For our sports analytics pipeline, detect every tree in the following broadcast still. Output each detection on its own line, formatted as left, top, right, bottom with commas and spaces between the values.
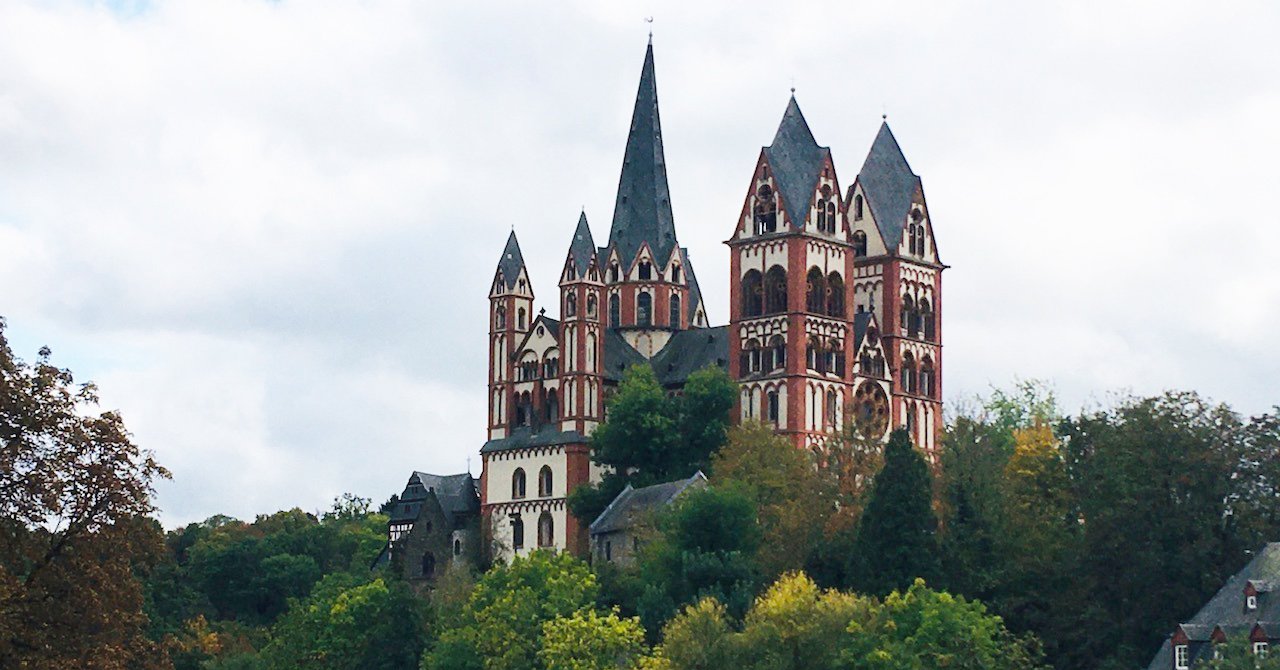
424, 551, 598, 670
711, 422, 830, 579
1194, 638, 1280, 669
841, 579, 1046, 670
645, 598, 734, 670
0, 319, 171, 669
672, 367, 737, 477
637, 486, 760, 633
735, 572, 871, 670
850, 428, 939, 596
538, 609, 647, 670
261, 573, 429, 670
806, 419, 884, 588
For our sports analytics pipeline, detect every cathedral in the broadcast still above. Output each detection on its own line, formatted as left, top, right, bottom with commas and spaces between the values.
479, 42, 945, 559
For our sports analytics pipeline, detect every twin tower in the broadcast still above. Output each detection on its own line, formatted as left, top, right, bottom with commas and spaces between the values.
480, 43, 945, 558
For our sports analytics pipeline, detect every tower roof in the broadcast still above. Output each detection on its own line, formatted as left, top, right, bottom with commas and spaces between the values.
857, 122, 921, 251
607, 43, 678, 268
764, 96, 828, 229
495, 230, 526, 290
566, 212, 597, 279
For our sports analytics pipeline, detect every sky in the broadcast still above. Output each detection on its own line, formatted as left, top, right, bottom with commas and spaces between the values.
1, 1, 1277, 527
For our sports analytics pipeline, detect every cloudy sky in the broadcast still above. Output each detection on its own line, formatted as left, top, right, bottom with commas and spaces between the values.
2, 1, 1277, 527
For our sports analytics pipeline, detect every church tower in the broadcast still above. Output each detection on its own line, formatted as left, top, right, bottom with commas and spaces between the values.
847, 122, 945, 453
727, 97, 857, 450
488, 231, 533, 441
599, 42, 706, 359
558, 213, 606, 433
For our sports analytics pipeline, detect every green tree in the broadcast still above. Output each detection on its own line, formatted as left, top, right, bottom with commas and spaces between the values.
735, 572, 872, 670
646, 598, 734, 670
538, 608, 647, 670
1194, 638, 1280, 669
424, 551, 598, 670
673, 366, 737, 477
0, 319, 171, 669
262, 573, 429, 670
851, 428, 939, 596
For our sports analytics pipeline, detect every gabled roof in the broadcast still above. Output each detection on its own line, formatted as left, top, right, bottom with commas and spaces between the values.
589, 471, 708, 535
565, 212, 597, 280
495, 230, 527, 290
764, 96, 828, 230
606, 43, 679, 269
650, 326, 729, 387
853, 311, 873, 350
601, 328, 648, 381
514, 314, 561, 354
1147, 543, 1280, 670
857, 122, 920, 252
390, 471, 479, 523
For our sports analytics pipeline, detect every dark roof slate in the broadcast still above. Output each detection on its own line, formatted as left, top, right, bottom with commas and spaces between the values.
589, 471, 707, 535
480, 427, 587, 454
681, 248, 705, 323
853, 311, 872, 350
606, 43, 679, 269
650, 326, 729, 387
495, 230, 527, 290
389, 471, 478, 523
566, 212, 597, 279
764, 97, 828, 230
602, 328, 648, 381
857, 122, 920, 252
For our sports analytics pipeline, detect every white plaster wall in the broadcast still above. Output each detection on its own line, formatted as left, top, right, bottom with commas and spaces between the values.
485, 449, 567, 506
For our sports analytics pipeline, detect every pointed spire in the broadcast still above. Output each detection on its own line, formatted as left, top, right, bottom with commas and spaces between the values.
566, 212, 597, 279
607, 42, 678, 269
495, 230, 527, 290
857, 121, 920, 250
764, 95, 827, 230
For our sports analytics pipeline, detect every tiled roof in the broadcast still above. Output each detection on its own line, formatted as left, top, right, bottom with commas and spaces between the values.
589, 471, 707, 535
479, 427, 587, 454
389, 471, 478, 523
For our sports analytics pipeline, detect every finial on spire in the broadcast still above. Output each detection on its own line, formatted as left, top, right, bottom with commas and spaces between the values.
645, 16, 653, 43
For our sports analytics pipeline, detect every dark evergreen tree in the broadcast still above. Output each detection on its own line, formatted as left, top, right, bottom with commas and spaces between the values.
851, 428, 939, 596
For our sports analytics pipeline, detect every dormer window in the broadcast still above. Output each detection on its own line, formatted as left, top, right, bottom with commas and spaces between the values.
1174, 644, 1189, 669
1248, 595, 1259, 610
1256, 642, 1269, 658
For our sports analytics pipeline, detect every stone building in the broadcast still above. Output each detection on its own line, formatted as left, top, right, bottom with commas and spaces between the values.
1147, 543, 1280, 669
480, 41, 946, 561
377, 471, 480, 583
589, 472, 707, 567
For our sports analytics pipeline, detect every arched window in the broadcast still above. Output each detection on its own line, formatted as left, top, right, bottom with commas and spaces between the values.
512, 468, 527, 499
495, 306, 507, 329
908, 224, 918, 256
826, 272, 845, 317
565, 292, 577, 317
806, 267, 826, 313
901, 353, 917, 394
422, 552, 436, 578
637, 292, 652, 326
586, 293, 598, 319
827, 201, 837, 234
741, 339, 762, 374
638, 261, 652, 281
453, 538, 462, 557
754, 184, 777, 233
920, 357, 936, 398
920, 300, 935, 341
545, 389, 559, 422
767, 389, 780, 424
609, 263, 619, 283
671, 264, 681, 283
768, 335, 786, 371
873, 353, 886, 378
517, 307, 527, 330
511, 515, 524, 551
538, 465, 553, 497
829, 340, 845, 376
826, 389, 838, 429
741, 270, 764, 317
816, 199, 827, 232
537, 512, 554, 548
900, 295, 915, 334
906, 403, 919, 442
807, 338, 823, 373
854, 194, 864, 220
853, 231, 867, 257
765, 266, 788, 314
669, 293, 681, 328
609, 294, 621, 326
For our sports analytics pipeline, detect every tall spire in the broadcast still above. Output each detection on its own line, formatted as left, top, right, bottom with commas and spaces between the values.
565, 212, 596, 279
857, 121, 919, 250
764, 95, 827, 230
607, 42, 678, 268
494, 230, 526, 290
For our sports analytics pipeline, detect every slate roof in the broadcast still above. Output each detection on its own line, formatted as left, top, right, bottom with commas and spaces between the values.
857, 122, 920, 252
681, 248, 705, 323
1147, 543, 1280, 670
764, 96, 829, 230
566, 212, 596, 279
650, 326, 729, 387
495, 230, 526, 290
606, 43, 679, 270
602, 328, 648, 381
389, 472, 478, 524
590, 471, 708, 535
853, 311, 872, 349
480, 427, 587, 454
